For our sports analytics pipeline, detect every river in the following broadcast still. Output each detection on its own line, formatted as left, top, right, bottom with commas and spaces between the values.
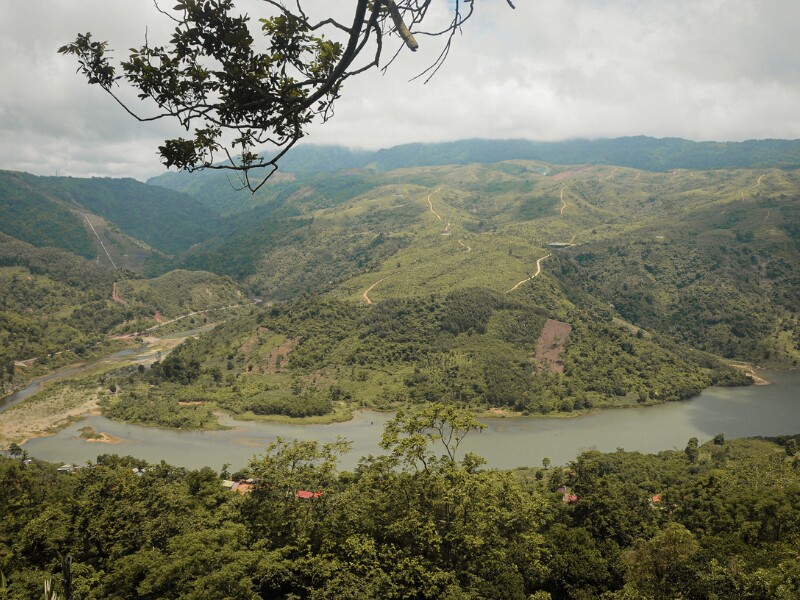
0, 347, 147, 412
21, 369, 800, 471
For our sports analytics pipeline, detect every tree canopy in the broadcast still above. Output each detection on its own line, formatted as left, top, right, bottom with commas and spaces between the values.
59, 0, 514, 191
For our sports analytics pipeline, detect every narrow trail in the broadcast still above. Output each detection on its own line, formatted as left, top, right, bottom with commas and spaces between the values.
111, 283, 127, 305
426, 188, 442, 221
739, 173, 767, 202
140, 303, 252, 334
458, 240, 471, 253
634, 172, 641, 181
605, 168, 618, 180
444, 222, 451, 234
764, 208, 771, 222
362, 277, 389, 305
505, 254, 551, 294
559, 187, 567, 216
83, 213, 117, 269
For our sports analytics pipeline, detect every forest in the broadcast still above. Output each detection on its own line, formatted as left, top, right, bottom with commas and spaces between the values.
93, 286, 749, 430
1, 406, 799, 599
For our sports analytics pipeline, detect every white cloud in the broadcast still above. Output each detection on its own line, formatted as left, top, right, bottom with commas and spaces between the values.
1, 0, 799, 179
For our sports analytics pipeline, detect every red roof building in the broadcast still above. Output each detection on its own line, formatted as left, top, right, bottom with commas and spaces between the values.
295, 490, 324, 499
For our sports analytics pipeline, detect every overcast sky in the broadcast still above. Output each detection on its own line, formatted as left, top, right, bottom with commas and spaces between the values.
2, 0, 799, 180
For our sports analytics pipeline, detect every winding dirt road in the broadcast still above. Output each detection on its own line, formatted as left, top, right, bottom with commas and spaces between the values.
505, 254, 551, 293
362, 277, 389, 305
458, 240, 471, 253
111, 282, 127, 305
559, 187, 567, 216
427, 188, 443, 221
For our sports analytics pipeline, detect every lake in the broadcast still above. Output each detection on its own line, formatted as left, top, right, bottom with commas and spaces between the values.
22, 369, 800, 471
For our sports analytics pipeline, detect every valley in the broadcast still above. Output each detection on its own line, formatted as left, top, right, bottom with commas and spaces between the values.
1, 138, 798, 445
2, 137, 800, 600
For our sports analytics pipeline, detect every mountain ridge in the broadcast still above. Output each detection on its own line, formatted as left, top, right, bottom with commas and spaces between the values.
147, 136, 800, 192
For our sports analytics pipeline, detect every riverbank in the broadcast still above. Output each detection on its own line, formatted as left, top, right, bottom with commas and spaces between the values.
726, 361, 776, 385
0, 330, 202, 449
1, 334, 785, 450
19, 368, 800, 471
0, 380, 102, 447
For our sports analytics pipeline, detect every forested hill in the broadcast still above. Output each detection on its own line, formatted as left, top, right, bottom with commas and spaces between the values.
0, 170, 217, 257
369, 137, 800, 172
152, 159, 800, 369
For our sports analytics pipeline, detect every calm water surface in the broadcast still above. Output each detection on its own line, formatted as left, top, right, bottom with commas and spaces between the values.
23, 369, 800, 471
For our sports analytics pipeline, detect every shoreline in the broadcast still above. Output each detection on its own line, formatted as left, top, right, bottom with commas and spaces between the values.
729, 362, 772, 385
4, 363, 786, 449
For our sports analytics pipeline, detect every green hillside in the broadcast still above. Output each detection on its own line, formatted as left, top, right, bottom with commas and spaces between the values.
0, 170, 95, 258
99, 282, 746, 429
0, 234, 248, 396
115, 269, 246, 318
0, 170, 217, 258
148, 137, 800, 189
5, 156, 798, 424
370, 137, 800, 171
159, 159, 799, 367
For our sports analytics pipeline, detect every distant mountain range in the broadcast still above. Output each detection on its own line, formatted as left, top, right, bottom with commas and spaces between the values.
148, 136, 800, 187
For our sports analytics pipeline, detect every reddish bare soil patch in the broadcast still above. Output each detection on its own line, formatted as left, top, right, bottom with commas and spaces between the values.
239, 327, 299, 374
260, 338, 299, 374
533, 319, 572, 373
111, 282, 127, 305
238, 326, 270, 355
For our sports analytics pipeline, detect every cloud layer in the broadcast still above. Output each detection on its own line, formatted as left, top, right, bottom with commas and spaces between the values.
2, 0, 799, 180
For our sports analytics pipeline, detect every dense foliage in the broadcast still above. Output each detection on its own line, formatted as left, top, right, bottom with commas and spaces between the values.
1, 407, 799, 599
0, 172, 94, 258
96, 286, 747, 429
555, 189, 800, 365
0, 170, 215, 257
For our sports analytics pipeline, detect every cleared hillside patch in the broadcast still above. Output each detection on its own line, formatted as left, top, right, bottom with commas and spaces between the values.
533, 319, 573, 373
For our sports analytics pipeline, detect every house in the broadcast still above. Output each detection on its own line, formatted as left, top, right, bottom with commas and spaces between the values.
556, 485, 578, 504
233, 482, 253, 494
221, 479, 254, 494
295, 490, 324, 500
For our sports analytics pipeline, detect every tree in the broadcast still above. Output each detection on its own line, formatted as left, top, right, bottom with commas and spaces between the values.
59, 0, 516, 191
380, 403, 486, 470
785, 438, 798, 457
685, 437, 699, 464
